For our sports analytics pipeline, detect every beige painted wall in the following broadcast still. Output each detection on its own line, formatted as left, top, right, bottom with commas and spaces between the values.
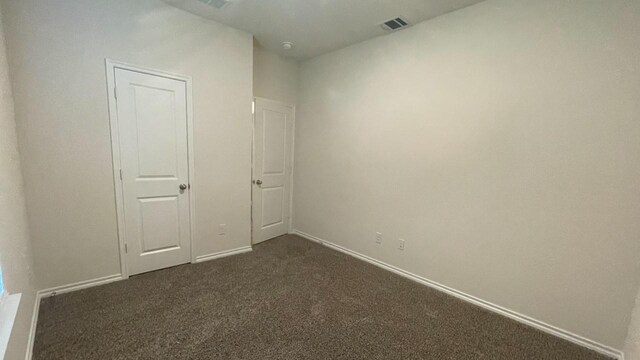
253, 41, 299, 105
1, 0, 254, 289
294, 0, 640, 349
0, 4, 37, 358
625, 288, 640, 359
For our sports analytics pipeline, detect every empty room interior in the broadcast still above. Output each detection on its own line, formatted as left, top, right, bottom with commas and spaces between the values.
1, 0, 640, 359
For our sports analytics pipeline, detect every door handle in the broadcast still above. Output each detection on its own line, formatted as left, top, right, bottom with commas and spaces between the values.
255, 180, 263, 186
179, 184, 188, 190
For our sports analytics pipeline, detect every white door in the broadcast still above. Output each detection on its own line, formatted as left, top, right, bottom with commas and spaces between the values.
114, 67, 192, 276
252, 98, 294, 244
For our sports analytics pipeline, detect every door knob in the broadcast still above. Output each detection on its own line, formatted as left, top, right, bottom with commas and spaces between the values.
255, 180, 263, 185
179, 184, 188, 190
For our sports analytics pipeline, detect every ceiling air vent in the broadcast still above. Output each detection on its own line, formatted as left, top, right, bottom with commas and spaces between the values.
380, 17, 410, 32
198, 0, 235, 9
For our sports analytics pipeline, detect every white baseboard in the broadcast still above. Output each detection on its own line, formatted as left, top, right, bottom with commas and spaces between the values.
292, 229, 623, 360
25, 274, 123, 359
24, 292, 39, 360
38, 274, 123, 299
195, 246, 252, 263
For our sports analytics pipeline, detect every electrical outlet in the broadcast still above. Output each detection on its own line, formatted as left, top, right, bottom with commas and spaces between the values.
398, 239, 405, 251
376, 232, 382, 244
218, 224, 226, 235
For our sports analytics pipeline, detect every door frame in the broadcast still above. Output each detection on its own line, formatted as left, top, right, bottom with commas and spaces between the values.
251, 97, 296, 244
105, 59, 196, 279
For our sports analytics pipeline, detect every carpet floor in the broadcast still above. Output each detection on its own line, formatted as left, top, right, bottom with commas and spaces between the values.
34, 234, 611, 360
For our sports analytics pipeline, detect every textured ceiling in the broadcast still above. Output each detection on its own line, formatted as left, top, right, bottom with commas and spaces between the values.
164, 0, 486, 60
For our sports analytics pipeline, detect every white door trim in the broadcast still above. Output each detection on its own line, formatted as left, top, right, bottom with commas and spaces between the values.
105, 59, 196, 279
252, 97, 296, 243
288, 103, 297, 234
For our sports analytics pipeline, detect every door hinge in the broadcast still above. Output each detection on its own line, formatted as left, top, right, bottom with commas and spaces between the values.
119, 169, 123, 180
125, 243, 128, 253
251, 100, 255, 115
114, 87, 118, 100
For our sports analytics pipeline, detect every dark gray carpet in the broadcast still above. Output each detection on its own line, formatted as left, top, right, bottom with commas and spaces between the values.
34, 235, 611, 360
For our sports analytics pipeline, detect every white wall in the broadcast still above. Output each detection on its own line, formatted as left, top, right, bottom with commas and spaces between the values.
0, 3, 37, 358
294, 0, 640, 350
253, 41, 299, 105
1, 0, 254, 289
